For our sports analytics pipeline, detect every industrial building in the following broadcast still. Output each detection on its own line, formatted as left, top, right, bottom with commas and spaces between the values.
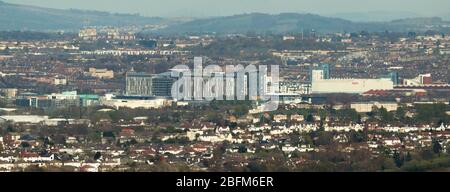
351, 102, 399, 113
15, 91, 99, 108
310, 62, 395, 94
403, 73, 432, 86
100, 94, 171, 109
312, 78, 394, 94
88, 68, 114, 79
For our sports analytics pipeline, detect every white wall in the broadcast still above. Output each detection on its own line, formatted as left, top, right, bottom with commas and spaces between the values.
351, 102, 398, 113
101, 99, 170, 109
312, 78, 393, 94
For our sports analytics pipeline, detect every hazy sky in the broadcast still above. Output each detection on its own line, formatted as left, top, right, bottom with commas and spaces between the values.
4, 0, 450, 18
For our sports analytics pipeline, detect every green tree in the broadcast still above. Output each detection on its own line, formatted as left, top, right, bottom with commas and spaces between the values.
247, 162, 263, 172
420, 149, 434, 160
20, 142, 31, 148
405, 152, 412, 162
238, 145, 247, 153
379, 107, 394, 124
393, 151, 404, 168
395, 107, 406, 121
349, 130, 366, 143
314, 131, 333, 146
432, 140, 442, 156
306, 114, 314, 123
94, 152, 102, 161
336, 109, 359, 123
416, 103, 448, 124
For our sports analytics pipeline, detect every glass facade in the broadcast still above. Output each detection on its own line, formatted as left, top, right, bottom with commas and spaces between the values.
126, 72, 175, 97
126, 72, 154, 96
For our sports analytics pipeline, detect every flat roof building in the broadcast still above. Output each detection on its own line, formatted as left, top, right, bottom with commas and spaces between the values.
312, 78, 394, 94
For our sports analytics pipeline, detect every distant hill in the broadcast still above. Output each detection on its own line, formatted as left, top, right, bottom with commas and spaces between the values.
0, 1, 448, 34
0, 1, 166, 31
378, 17, 450, 32
158, 13, 358, 34
330, 11, 422, 22
158, 13, 450, 34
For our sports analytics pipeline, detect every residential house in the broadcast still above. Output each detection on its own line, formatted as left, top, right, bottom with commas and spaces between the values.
274, 114, 288, 122
290, 114, 304, 122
